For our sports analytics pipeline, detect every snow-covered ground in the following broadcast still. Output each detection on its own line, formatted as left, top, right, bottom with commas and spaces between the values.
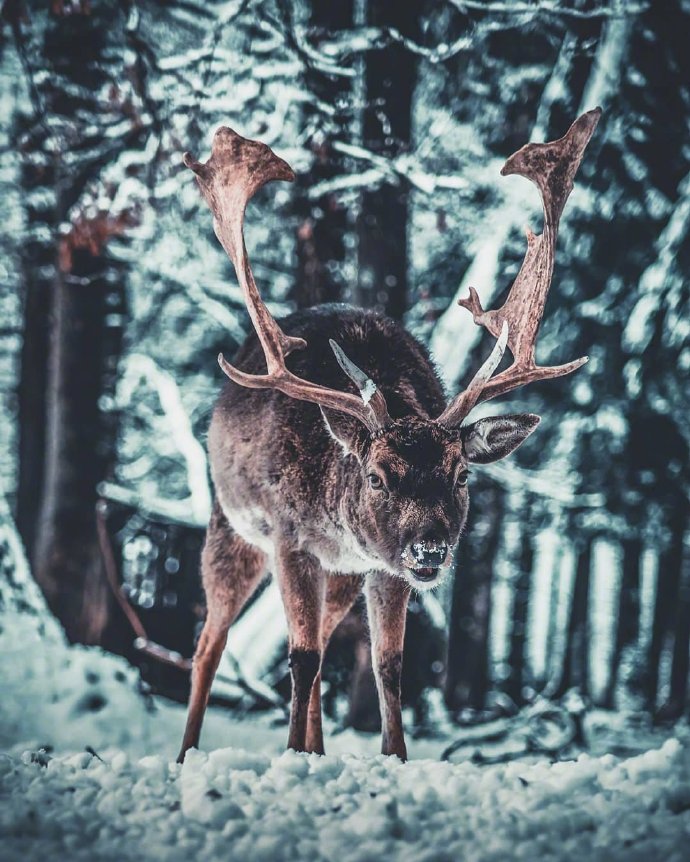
2, 512, 690, 861
2, 731, 690, 861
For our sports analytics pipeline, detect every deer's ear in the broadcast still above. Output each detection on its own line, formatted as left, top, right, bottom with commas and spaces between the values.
460, 413, 540, 464
320, 407, 368, 460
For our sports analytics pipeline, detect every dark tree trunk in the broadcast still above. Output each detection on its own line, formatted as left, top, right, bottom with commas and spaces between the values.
556, 538, 592, 698
357, 0, 420, 317
648, 504, 689, 720
292, 1, 353, 309
663, 528, 690, 720
294, 146, 349, 308
33, 250, 125, 644
645, 505, 685, 714
15, 4, 130, 645
16, 270, 51, 556
603, 537, 641, 708
347, 634, 380, 732
15, 139, 55, 556
445, 479, 504, 712
504, 504, 534, 705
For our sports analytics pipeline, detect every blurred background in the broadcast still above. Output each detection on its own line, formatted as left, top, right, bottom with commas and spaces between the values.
0, 0, 688, 748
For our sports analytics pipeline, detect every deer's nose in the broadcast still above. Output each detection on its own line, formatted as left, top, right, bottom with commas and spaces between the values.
407, 536, 449, 568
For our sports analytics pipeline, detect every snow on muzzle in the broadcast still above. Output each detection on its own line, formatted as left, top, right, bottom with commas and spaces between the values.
401, 540, 450, 582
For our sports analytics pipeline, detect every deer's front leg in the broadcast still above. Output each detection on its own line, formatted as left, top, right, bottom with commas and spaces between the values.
365, 572, 411, 760
306, 574, 364, 754
276, 546, 326, 752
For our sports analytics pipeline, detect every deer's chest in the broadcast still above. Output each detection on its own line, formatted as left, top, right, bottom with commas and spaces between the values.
217, 491, 381, 575
305, 517, 383, 574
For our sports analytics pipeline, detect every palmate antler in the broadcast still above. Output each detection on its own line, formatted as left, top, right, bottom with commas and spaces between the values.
184, 127, 391, 434
186, 110, 599, 435
437, 108, 601, 427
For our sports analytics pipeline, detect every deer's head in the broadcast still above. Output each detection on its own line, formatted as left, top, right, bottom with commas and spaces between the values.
186, 110, 600, 589
323, 409, 539, 589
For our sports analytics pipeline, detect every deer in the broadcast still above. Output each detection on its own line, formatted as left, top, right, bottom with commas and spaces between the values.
177, 107, 601, 763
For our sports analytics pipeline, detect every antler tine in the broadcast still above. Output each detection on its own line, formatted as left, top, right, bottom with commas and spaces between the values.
437, 108, 601, 428
329, 339, 391, 431
186, 127, 390, 434
437, 321, 509, 428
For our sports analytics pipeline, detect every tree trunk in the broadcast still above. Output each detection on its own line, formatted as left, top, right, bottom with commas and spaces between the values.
645, 504, 685, 714
33, 249, 125, 644
663, 526, 690, 720
292, 1, 353, 309
15, 137, 55, 556
556, 538, 592, 698
504, 503, 534, 705
445, 479, 504, 712
603, 536, 641, 708
544, 528, 566, 691
15, 5, 131, 646
357, 0, 419, 317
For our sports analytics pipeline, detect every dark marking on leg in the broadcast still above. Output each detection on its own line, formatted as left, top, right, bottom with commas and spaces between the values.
287, 648, 321, 752
289, 648, 320, 703
305, 573, 363, 755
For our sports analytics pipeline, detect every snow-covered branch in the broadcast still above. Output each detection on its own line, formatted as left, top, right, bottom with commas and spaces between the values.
447, 0, 648, 19
315, 26, 473, 66
623, 167, 690, 353
120, 354, 212, 526
429, 32, 577, 388
323, 140, 471, 198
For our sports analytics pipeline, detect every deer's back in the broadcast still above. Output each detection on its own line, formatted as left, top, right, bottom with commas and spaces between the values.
208, 304, 447, 559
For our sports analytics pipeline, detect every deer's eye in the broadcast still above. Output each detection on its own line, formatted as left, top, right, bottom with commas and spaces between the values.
368, 473, 385, 491
457, 470, 470, 487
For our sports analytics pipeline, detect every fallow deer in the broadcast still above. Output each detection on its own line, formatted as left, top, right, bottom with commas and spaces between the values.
178, 108, 601, 762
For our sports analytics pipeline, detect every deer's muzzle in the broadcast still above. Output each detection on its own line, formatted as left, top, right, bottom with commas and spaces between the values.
401, 539, 450, 581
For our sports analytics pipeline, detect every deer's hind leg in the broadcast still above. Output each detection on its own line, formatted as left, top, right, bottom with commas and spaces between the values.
306, 574, 364, 755
178, 501, 266, 763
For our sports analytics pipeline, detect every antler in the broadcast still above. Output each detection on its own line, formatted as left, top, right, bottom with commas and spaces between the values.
436, 108, 601, 428
185, 127, 390, 434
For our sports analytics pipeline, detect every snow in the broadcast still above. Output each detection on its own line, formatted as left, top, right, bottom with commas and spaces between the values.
429, 222, 509, 389
638, 548, 659, 656
577, 2, 631, 115
2, 735, 690, 861
429, 0, 632, 393
360, 377, 377, 405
